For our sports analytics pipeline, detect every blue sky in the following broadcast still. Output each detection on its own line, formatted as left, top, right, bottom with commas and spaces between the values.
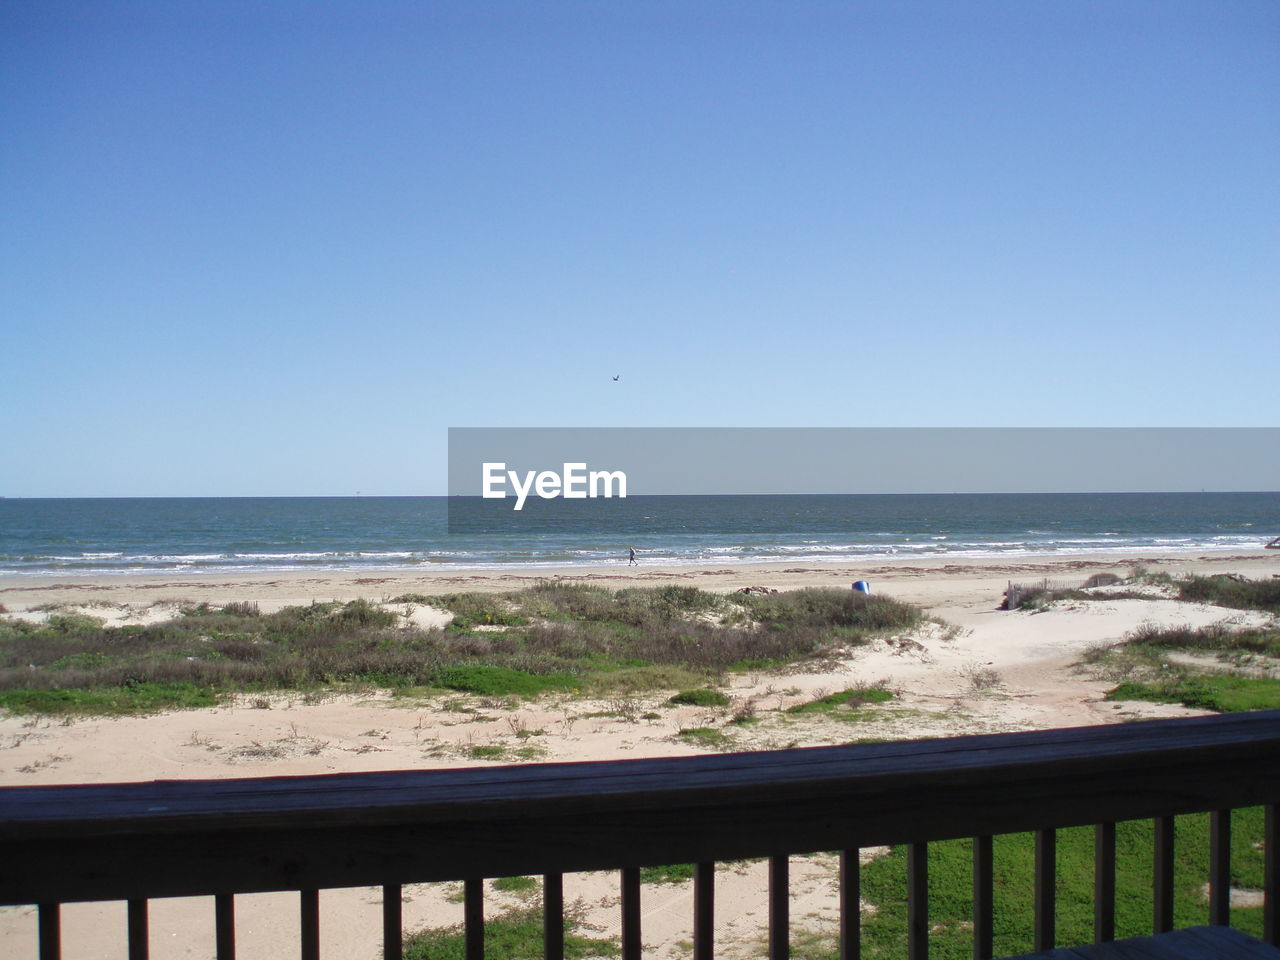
2, 1, 1276, 496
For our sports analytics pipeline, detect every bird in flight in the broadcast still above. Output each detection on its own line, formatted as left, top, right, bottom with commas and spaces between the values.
612, 375, 620, 381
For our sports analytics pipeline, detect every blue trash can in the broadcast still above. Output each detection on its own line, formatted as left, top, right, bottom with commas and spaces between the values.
852, 580, 871, 594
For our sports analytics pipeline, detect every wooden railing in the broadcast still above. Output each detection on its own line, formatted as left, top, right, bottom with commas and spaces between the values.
2, 710, 1280, 959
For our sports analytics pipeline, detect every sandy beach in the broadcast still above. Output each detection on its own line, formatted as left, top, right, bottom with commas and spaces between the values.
1, 550, 1277, 958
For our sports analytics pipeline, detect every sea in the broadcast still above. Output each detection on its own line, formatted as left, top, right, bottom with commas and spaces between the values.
0, 493, 1276, 577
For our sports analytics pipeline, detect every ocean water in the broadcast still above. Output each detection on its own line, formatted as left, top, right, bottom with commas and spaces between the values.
0, 493, 1275, 577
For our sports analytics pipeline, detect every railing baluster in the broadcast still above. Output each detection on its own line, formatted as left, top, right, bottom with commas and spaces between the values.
301, 888, 320, 960
972, 836, 993, 960
128, 898, 149, 960
1154, 816, 1175, 933
840, 850, 859, 960
907, 843, 927, 960
621, 867, 641, 960
694, 861, 715, 960
1094, 822, 1116, 944
544, 873, 564, 960
382, 884, 402, 960
464, 878, 484, 960
1209, 809, 1232, 926
769, 855, 789, 960
1035, 829, 1055, 951
37, 903, 60, 960
215, 893, 236, 960
1267, 804, 1278, 946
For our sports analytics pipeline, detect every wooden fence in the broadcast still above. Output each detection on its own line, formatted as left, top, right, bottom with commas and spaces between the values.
2, 710, 1279, 959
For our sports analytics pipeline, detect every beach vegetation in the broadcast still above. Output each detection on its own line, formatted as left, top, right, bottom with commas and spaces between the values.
786, 685, 894, 716
676, 727, 733, 749
580, 664, 704, 695
640, 863, 696, 884
1106, 675, 1280, 713
45, 612, 106, 633
435, 593, 527, 629
667, 688, 730, 707
0, 682, 219, 717
0, 587, 925, 716
742, 589, 920, 635
849, 808, 1267, 959
431, 666, 580, 697
1176, 574, 1280, 613
959, 662, 1003, 691
490, 875, 539, 896
1010, 570, 1280, 613
1081, 620, 1280, 713
1123, 621, 1280, 659
403, 905, 618, 960
1005, 584, 1140, 610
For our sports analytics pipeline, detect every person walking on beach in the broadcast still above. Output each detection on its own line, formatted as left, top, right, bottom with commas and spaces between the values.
628, 547, 638, 566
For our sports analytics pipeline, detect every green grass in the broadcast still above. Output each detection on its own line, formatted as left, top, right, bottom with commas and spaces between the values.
0, 682, 220, 717
677, 727, 734, 749
786, 687, 894, 715
404, 906, 618, 960
849, 809, 1267, 959
434, 593, 528, 629
1085, 618, 1280, 714
0, 586, 928, 715
640, 863, 696, 884
668, 689, 731, 707
430, 666, 581, 697
1107, 675, 1280, 713
491, 875, 539, 895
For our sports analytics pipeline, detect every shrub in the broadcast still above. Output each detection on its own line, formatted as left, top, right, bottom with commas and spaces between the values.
786, 686, 894, 715
1124, 622, 1280, 658
745, 589, 921, 634
430, 666, 580, 697
439, 592, 527, 629
1178, 575, 1280, 614
45, 612, 106, 633
667, 689, 730, 707
334, 599, 399, 627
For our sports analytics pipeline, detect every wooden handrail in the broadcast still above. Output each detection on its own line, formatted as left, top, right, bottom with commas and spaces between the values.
1, 710, 1279, 908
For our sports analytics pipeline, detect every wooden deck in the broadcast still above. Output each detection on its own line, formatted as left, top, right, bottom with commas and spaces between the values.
2, 710, 1279, 959
1007, 925, 1280, 958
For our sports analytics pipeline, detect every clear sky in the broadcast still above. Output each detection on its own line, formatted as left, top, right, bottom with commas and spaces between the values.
2, 1, 1276, 496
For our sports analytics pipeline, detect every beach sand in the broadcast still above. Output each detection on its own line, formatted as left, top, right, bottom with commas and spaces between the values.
1, 550, 1276, 958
